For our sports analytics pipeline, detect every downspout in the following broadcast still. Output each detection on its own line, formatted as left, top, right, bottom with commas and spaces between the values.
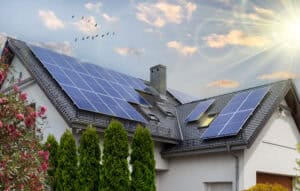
227, 144, 239, 191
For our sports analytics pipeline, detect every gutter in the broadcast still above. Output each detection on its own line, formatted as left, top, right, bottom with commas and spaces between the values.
227, 144, 239, 191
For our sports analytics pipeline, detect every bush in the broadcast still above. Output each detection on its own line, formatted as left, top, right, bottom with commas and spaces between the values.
130, 125, 156, 191
101, 120, 130, 191
245, 183, 288, 191
77, 126, 101, 191
44, 134, 59, 190
0, 51, 48, 190
55, 130, 77, 191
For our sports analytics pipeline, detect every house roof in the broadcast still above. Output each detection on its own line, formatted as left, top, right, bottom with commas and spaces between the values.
3, 38, 300, 156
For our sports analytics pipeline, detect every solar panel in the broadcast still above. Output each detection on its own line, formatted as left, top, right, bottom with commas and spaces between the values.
29, 44, 147, 123
201, 87, 269, 139
168, 88, 200, 104
185, 99, 215, 122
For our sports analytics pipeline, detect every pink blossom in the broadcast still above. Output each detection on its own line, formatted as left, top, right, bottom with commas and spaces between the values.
41, 162, 48, 171
0, 98, 8, 104
43, 151, 49, 161
0, 121, 2, 128
16, 113, 24, 121
38, 150, 44, 157
19, 92, 27, 101
0, 71, 4, 83
39, 106, 47, 115
13, 84, 20, 92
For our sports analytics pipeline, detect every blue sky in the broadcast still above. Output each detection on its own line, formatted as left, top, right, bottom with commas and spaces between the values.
0, 0, 300, 98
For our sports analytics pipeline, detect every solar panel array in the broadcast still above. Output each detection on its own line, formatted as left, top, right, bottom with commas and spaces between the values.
29, 45, 148, 123
168, 88, 200, 104
185, 99, 215, 122
201, 87, 269, 139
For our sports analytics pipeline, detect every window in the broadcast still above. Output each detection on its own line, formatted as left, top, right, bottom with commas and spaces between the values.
198, 113, 217, 128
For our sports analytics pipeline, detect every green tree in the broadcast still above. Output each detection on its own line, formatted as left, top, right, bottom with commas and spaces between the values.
130, 125, 156, 191
44, 134, 59, 190
101, 120, 130, 191
77, 126, 101, 191
55, 130, 77, 191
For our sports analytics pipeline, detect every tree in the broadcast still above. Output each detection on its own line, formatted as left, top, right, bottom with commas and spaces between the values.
246, 183, 288, 191
44, 134, 59, 190
130, 125, 156, 191
77, 126, 101, 191
0, 50, 48, 190
55, 130, 77, 191
101, 120, 130, 191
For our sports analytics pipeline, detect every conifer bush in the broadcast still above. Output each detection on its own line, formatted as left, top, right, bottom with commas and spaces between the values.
245, 183, 288, 191
101, 120, 130, 191
55, 130, 77, 191
44, 134, 59, 190
130, 125, 156, 191
77, 126, 101, 191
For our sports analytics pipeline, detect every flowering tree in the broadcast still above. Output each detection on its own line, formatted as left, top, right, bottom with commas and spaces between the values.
0, 48, 48, 190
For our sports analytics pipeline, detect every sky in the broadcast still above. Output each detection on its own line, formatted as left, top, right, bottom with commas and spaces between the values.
0, 0, 300, 99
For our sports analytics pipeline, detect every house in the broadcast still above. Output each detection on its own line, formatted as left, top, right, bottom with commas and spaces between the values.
1, 38, 300, 191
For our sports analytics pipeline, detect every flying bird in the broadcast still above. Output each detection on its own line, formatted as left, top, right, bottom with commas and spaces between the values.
94, 23, 97, 27
106, 32, 109, 35
86, 36, 90, 39
74, 38, 78, 42
101, 34, 105, 38
81, 16, 84, 20
82, 37, 85, 40
95, 34, 99, 37
72, 15, 75, 19
92, 36, 94, 40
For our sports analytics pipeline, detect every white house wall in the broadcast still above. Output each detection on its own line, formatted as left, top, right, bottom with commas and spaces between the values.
157, 152, 238, 191
2, 56, 70, 141
243, 102, 300, 190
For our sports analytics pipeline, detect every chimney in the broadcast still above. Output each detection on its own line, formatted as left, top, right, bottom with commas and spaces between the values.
150, 64, 167, 95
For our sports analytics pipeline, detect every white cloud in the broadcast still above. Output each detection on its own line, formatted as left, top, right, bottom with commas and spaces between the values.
73, 16, 99, 34
185, 2, 197, 21
85, 2, 102, 12
102, 13, 119, 23
34, 41, 73, 56
253, 6, 274, 17
38, 10, 64, 30
207, 80, 240, 88
203, 30, 269, 48
115, 47, 144, 56
136, 1, 196, 28
258, 72, 297, 80
166, 41, 197, 55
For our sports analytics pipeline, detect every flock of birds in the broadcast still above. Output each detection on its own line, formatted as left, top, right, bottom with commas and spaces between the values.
71, 15, 115, 43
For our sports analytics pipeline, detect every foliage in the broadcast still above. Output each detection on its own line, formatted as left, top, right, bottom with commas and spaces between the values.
77, 126, 101, 191
44, 134, 59, 190
0, 50, 48, 190
101, 120, 130, 191
55, 130, 77, 191
245, 183, 288, 191
130, 125, 156, 191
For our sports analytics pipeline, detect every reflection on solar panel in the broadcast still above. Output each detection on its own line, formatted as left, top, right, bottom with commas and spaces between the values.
185, 99, 215, 122
201, 87, 269, 139
168, 88, 200, 104
29, 45, 147, 123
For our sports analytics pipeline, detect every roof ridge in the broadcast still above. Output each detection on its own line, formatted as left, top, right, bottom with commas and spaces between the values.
185, 80, 292, 105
